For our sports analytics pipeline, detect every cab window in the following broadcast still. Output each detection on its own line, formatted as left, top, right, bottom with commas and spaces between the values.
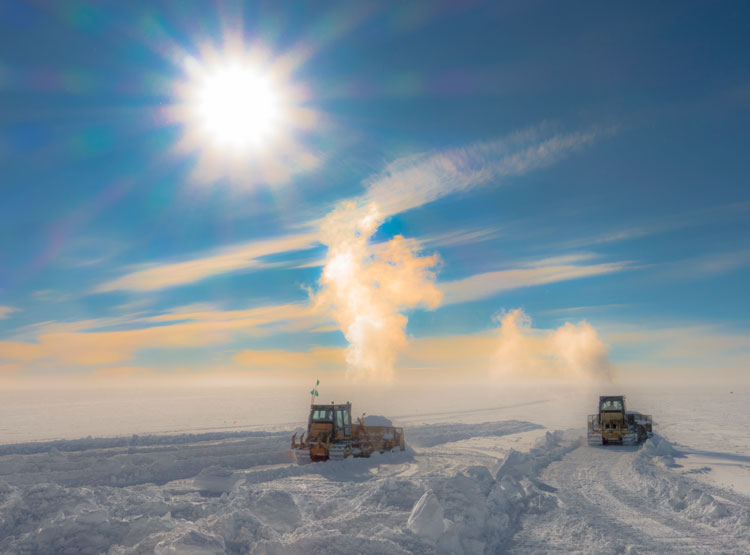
600, 399, 623, 411
336, 410, 344, 429
312, 409, 333, 422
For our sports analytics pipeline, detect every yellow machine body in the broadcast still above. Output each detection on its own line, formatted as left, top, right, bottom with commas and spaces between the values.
291, 402, 405, 463
587, 395, 653, 446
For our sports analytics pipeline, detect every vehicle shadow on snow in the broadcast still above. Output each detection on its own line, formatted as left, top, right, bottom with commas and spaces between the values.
678, 448, 750, 464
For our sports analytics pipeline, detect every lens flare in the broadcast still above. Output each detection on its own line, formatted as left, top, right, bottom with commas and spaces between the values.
169, 46, 321, 185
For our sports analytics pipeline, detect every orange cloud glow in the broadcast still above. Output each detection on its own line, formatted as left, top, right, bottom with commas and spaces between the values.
94, 232, 317, 293
0, 303, 323, 371
233, 346, 345, 371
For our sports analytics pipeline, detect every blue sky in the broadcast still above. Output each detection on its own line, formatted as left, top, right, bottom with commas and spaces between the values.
1, 1, 748, 384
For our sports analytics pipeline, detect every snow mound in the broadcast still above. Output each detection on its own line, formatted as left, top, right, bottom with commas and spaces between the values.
362, 415, 393, 427
369, 478, 425, 510
644, 434, 684, 467
629, 433, 750, 541
407, 490, 445, 540
193, 465, 242, 495
247, 490, 302, 533
406, 429, 577, 554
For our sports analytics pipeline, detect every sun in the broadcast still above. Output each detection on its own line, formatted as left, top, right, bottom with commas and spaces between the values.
193, 62, 281, 152
169, 46, 320, 185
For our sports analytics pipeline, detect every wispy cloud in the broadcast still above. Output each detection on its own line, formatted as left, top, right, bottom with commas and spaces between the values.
0, 302, 326, 369
659, 249, 750, 280
0, 306, 19, 319
94, 232, 318, 293
0, 341, 43, 362
440, 254, 631, 305
556, 202, 750, 250
538, 304, 628, 316
32, 290, 71, 303
364, 125, 608, 217
419, 226, 502, 248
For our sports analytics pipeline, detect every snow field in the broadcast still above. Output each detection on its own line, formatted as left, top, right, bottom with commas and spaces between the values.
0, 421, 572, 554
0, 385, 748, 554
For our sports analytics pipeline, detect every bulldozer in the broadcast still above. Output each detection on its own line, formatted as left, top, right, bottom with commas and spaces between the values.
587, 395, 653, 445
291, 401, 405, 463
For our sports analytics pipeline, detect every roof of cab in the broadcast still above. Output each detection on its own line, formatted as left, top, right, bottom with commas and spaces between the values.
310, 403, 351, 409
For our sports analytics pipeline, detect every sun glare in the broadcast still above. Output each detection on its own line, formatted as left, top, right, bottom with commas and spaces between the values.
193, 63, 280, 151
171, 46, 320, 185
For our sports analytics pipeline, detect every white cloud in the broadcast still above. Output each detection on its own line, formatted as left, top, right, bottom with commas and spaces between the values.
490, 309, 611, 381
0, 306, 19, 319
419, 226, 502, 248
94, 232, 318, 293
364, 125, 606, 217
440, 254, 631, 305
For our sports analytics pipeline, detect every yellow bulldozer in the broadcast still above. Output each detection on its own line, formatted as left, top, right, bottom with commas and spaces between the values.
291, 401, 405, 463
588, 395, 653, 445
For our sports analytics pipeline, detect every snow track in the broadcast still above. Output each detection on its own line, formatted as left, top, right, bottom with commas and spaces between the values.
511, 438, 750, 554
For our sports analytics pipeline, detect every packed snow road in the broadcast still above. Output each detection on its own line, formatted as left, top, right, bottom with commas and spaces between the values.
511, 441, 750, 554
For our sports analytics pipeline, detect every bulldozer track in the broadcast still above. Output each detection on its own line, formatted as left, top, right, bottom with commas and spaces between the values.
510, 444, 747, 554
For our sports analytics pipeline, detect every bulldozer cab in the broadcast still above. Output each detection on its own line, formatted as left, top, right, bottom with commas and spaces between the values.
588, 395, 652, 446
599, 396, 625, 414
599, 396, 626, 428
308, 402, 352, 441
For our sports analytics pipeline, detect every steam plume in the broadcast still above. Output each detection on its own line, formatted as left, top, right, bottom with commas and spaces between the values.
492, 309, 611, 380
315, 201, 442, 381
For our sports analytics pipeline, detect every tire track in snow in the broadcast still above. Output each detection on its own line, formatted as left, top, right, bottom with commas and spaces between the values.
511, 444, 743, 554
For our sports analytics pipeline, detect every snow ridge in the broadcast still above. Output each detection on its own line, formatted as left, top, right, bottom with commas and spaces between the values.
510, 434, 750, 554
422, 430, 578, 554
632, 435, 750, 541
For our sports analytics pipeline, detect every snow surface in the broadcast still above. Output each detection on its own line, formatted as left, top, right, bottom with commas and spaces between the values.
0, 383, 748, 553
